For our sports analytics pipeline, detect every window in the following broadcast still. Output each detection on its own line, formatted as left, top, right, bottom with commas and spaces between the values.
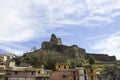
15, 71, 18, 75
6, 71, 11, 75
64, 65, 66, 69
91, 76, 93, 80
73, 76, 76, 80
84, 70, 86, 74
73, 71, 76, 75
58, 65, 60, 68
90, 69, 93, 73
85, 76, 87, 80
46, 71, 49, 74
63, 75, 67, 78
0, 63, 4, 65
31, 72, 34, 75
73, 71, 76, 80
38, 71, 40, 74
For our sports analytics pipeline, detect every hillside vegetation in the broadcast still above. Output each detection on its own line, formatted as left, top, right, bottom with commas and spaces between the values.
14, 34, 118, 78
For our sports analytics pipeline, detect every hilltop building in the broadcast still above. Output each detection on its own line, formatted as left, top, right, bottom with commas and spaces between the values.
41, 34, 86, 60
41, 34, 116, 62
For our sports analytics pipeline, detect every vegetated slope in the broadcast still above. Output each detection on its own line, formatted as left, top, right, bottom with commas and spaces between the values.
14, 34, 117, 71
15, 34, 86, 70
15, 49, 65, 70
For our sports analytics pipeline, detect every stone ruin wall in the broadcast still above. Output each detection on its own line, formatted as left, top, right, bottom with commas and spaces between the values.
41, 34, 116, 62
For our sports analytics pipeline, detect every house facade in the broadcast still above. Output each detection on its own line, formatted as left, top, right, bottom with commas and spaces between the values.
50, 63, 97, 80
5, 67, 51, 80
51, 63, 78, 80
50, 69, 78, 80
35, 69, 51, 80
5, 68, 36, 80
76, 67, 97, 80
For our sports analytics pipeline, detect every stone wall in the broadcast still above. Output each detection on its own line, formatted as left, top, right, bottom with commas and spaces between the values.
41, 34, 62, 49
41, 34, 116, 62
86, 53, 116, 62
41, 34, 86, 59
53, 45, 86, 59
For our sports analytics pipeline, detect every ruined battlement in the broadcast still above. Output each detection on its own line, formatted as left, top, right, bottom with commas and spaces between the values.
86, 53, 116, 62
41, 34, 116, 61
41, 34, 86, 59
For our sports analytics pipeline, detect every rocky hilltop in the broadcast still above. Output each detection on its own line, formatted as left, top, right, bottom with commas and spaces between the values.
41, 34, 116, 61
41, 34, 86, 60
15, 34, 117, 70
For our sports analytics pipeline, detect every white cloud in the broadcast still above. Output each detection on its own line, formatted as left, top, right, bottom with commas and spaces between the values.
43, 0, 120, 27
0, 0, 120, 55
0, 41, 28, 55
92, 32, 120, 60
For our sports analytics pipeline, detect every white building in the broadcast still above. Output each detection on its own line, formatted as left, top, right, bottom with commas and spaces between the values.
76, 67, 88, 80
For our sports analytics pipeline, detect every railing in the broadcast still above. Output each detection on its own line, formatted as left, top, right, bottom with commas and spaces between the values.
36, 74, 50, 77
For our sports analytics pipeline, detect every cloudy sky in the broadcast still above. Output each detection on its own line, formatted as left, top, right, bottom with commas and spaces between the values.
0, 0, 120, 59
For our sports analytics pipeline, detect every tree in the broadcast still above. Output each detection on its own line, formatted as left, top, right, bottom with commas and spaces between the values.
89, 56, 95, 65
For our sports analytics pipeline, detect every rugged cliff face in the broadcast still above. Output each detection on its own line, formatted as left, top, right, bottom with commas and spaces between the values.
41, 34, 86, 60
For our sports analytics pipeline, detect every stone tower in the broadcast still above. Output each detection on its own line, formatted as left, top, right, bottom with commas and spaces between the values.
41, 34, 62, 49
50, 34, 62, 45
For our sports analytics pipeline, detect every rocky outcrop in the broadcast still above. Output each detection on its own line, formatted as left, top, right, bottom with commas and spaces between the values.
41, 34, 116, 61
41, 34, 62, 49
41, 34, 86, 59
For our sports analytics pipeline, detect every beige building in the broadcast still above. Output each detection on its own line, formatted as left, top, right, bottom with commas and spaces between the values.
51, 63, 97, 80
5, 67, 51, 80
0, 53, 16, 62
5, 68, 36, 80
75, 66, 97, 80
51, 63, 78, 80
76, 67, 88, 80
0, 53, 16, 79
0, 53, 16, 70
86, 67, 97, 80
36, 69, 51, 80
0, 64, 52, 80
55, 63, 69, 70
